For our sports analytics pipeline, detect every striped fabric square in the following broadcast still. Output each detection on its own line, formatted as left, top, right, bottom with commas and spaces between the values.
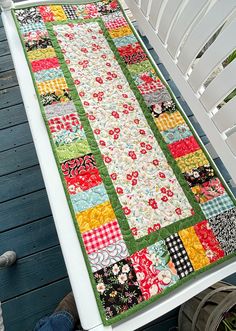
200, 194, 235, 219
165, 233, 193, 278
168, 136, 200, 159
83, 220, 122, 254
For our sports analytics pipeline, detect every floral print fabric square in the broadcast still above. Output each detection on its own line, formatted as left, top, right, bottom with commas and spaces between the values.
94, 259, 143, 319
14, 0, 236, 325
130, 241, 179, 300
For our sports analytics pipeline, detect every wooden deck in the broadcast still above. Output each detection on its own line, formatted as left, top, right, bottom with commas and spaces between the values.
0, 5, 236, 331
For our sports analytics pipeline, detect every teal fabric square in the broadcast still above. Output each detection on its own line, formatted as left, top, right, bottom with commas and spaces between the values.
34, 68, 64, 83
113, 34, 137, 47
70, 184, 109, 213
201, 193, 235, 219
161, 124, 192, 144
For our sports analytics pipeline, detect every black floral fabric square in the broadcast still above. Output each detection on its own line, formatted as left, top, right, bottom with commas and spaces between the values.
183, 165, 215, 187
208, 207, 236, 255
15, 8, 42, 24
93, 258, 143, 319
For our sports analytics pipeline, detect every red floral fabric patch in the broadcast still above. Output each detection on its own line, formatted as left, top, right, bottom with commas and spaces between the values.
61, 154, 102, 192
192, 178, 225, 203
194, 220, 225, 262
31, 58, 59, 72
168, 136, 200, 158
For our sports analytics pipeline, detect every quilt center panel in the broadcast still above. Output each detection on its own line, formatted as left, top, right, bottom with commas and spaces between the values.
53, 20, 193, 239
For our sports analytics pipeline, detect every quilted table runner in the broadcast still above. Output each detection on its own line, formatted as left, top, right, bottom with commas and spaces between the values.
13, 0, 236, 325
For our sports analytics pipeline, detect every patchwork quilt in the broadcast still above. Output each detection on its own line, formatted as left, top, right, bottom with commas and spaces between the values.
13, 0, 236, 325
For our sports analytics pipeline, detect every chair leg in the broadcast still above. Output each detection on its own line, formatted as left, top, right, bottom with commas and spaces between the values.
0, 0, 14, 11
0, 251, 16, 268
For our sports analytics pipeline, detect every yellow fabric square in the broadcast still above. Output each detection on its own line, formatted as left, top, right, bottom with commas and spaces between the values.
28, 48, 56, 61
155, 111, 185, 131
76, 201, 116, 233
50, 5, 67, 21
176, 150, 209, 173
37, 77, 68, 95
109, 26, 132, 38
179, 227, 210, 270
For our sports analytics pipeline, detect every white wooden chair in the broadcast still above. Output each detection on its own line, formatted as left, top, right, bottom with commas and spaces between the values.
126, 0, 236, 184
1, 0, 236, 330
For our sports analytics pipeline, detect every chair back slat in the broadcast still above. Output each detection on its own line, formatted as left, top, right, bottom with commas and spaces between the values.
157, 0, 185, 44
226, 132, 236, 156
148, 0, 166, 30
167, 0, 209, 59
188, 20, 236, 93
140, 0, 152, 17
213, 97, 236, 133
199, 60, 236, 111
177, 0, 236, 75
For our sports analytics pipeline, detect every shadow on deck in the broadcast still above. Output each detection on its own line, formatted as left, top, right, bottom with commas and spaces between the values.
0, 9, 235, 331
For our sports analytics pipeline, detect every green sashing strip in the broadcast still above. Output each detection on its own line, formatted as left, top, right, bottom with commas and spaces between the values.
47, 17, 205, 252
12, 4, 236, 326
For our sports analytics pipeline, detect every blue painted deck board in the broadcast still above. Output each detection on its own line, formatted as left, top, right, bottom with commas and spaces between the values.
2, 278, 71, 331
0, 103, 27, 129
0, 189, 51, 232
0, 12, 235, 331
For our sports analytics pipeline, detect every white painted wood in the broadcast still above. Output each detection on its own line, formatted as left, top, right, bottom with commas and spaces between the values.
157, 0, 184, 45
189, 19, 236, 93
200, 60, 236, 111
205, 142, 218, 160
140, 0, 151, 17
0, 0, 13, 10
213, 97, 236, 133
226, 132, 236, 156
148, 0, 167, 30
177, 0, 236, 75
167, 0, 209, 59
